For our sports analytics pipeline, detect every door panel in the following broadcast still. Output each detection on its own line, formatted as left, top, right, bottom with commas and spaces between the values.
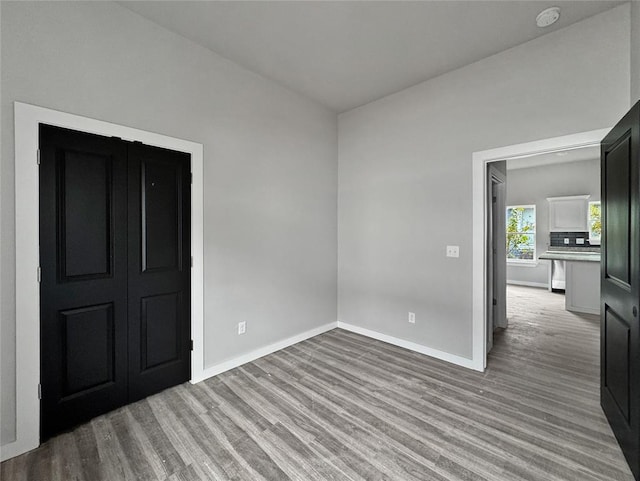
60, 150, 112, 279
601, 101, 640, 479
40, 125, 191, 439
140, 292, 182, 370
60, 303, 115, 397
128, 142, 191, 402
604, 135, 631, 287
141, 158, 181, 272
604, 307, 631, 421
40, 125, 128, 440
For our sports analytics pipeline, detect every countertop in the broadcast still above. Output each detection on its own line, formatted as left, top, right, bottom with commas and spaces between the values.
538, 251, 601, 262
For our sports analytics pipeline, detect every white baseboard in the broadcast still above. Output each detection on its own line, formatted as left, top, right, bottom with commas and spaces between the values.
1, 438, 37, 463
191, 319, 485, 385
507, 280, 548, 289
3, 319, 484, 460
190, 322, 338, 383
336, 321, 482, 371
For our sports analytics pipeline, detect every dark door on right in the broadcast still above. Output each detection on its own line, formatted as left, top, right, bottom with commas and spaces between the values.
39, 125, 192, 440
601, 101, 640, 479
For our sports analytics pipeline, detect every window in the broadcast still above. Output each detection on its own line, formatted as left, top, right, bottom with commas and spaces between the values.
589, 201, 601, 245
506, 205, 536, 262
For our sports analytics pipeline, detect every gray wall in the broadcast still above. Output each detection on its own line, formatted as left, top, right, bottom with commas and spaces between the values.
1, 1, 338, 444
505, 159, 601, 287
633, 0, 640, 104
337, 5, 630, 359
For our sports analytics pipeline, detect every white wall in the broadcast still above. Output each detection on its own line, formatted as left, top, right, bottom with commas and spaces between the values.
338, 5, 630, 360
1, 1, 337, 445
632, 0, 640, 104
506, 159, 601, 287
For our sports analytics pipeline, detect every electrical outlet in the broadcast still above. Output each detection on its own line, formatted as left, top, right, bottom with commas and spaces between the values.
564, 238, 570, 245
238, 321, 246, 335
576, 238, 585, 245
408, 312, 416, 324
446, 245, 459, 258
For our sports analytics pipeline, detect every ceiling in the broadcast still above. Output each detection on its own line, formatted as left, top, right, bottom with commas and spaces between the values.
119, 1, 625, 113
506, 145, 600, 170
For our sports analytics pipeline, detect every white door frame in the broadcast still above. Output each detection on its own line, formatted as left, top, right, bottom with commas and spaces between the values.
471, 128, 610, 371
4, 102, 205, 461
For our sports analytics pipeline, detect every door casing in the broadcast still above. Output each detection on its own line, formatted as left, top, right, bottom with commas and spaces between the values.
7, 102, 204, 461
472, 128, 611, 370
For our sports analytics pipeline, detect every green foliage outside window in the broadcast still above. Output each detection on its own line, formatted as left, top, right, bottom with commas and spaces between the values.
589, 201, 601, 241
506, 206, 535, 261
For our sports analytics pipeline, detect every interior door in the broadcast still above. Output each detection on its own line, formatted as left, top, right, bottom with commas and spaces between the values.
486, 174, 495, 354
39, 125, 129, 439
127, 142, 191, 402
601, 101, 640, 479
39, 125, 191, 440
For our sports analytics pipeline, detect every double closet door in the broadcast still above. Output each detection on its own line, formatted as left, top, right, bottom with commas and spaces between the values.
39, 124, 191, 440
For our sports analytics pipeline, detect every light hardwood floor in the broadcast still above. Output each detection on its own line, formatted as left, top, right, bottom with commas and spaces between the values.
1, 285, 634, 480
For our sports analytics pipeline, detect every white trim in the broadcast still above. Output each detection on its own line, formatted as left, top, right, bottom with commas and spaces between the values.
192, 322, 338, 383
566, 305, 600, 315
506, 280, 549, 289
507, 261, 539, 267
5, 102, 204, 461
546, 194, 591, 202
472, 128, 609, 372
336, 322, 480, 371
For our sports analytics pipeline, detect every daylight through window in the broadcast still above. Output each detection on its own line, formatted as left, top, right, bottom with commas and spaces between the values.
506, 205, 536, 262
589, 201, 601, 244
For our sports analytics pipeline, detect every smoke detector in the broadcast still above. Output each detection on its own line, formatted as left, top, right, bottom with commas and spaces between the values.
536, 7, 561, 28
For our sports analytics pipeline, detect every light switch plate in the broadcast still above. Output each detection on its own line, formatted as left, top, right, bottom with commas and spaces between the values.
564, 238, 570, 245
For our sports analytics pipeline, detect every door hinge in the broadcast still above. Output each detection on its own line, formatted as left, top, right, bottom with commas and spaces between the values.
191, 256, 193, 268
38, 383, 42, 400
492, 196, 497, 203
493, 298, 497, 306
190, 173, 193, 184
190, 340, 194, 351
37, 149, 41, 165
37, 266, 42, 283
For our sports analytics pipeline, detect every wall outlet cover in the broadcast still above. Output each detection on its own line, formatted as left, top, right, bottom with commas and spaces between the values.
408, 312, 416, 323
238, 321, 246, 335
446, 245, 460, 258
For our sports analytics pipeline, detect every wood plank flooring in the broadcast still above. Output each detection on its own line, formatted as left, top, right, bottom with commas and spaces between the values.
1, 285, 634, 480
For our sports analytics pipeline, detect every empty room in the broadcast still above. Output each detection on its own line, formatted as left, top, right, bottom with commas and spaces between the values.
2, 1, 640, 480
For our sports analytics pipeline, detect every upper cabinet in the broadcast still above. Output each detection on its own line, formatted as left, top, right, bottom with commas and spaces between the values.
547, 195, 590, 232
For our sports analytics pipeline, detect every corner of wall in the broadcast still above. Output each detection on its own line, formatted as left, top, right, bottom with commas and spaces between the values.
632, 0, 640, 105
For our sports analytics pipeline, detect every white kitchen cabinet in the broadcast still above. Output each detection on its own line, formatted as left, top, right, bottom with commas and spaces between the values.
547, 195, 590, 232
565, 260, 600, 315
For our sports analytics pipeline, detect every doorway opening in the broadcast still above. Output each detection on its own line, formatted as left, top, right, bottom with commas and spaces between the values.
471, 128, 609, 370
491, 146, 602, 355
